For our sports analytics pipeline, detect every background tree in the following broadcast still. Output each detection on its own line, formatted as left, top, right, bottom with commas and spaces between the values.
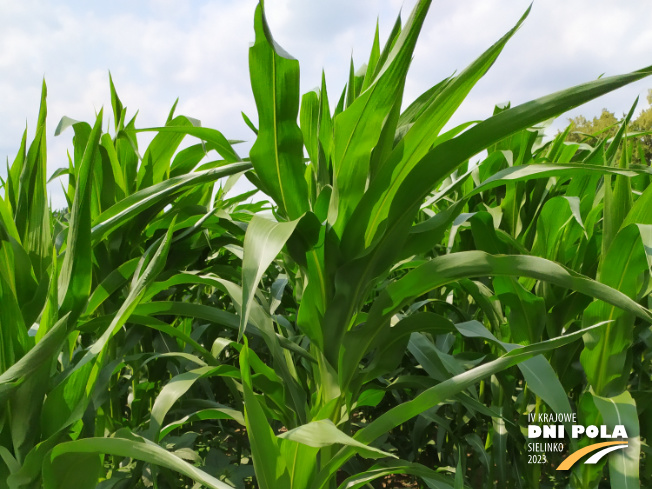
567, 89, 652, 165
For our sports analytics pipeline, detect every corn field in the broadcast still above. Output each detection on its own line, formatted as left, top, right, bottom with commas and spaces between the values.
1, 1, 651, 488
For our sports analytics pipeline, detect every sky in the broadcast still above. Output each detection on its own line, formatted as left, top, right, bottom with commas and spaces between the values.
1, 0, 651, 209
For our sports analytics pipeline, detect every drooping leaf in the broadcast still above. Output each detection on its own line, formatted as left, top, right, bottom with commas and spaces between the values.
240, 215, 299, 339
48, 432, 234, 489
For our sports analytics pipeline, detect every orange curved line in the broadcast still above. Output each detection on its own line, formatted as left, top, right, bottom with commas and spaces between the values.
557, 441, 628, 470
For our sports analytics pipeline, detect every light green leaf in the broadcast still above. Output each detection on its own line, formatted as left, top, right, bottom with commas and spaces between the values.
241, 215, 299, 339
91, 161, 251, 243
279, 419, 396, 460
249, 2, 308, 220
58, 110, 103, 321
48, 432, 233, 489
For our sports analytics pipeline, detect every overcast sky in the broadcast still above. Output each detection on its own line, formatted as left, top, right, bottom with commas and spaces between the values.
1, 0, 651, 209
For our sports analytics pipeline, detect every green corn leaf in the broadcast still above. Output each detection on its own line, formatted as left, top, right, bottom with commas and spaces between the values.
474, 163, 643, 196
493, 276, 546, 344
240, 215, 299, 339
395, 76, 453, 137
99, 132, 127, 199
279, 440, 319, 489
53, 116, 83, 138
46, 167, 70, 184
47, 431, 234, 489
14, 80, 51, 280
136, 116, 195, 189
115, 115, 140, 196
169, 143, 206, 177
360, 20, 381, 93
621, 170, 652, 227
296, 240, 328, 348
336, 460, 459, 489
217, 276, 309, 423
278, 419, 396, 460
370, 251, 652, 327
603, 100, 637, 255
249, 2, 308, 220
300, 89, 320, 170
133, 301, 235, 329
0, 273, 29, 375
242, 110, 259, 134
159, 407, 245, 439
108, 72, 125, 132
58, 110, 103, 321
84, 257, 139, 315
0, 194, 40, 309
123, 314, 216, 362
131, 301, 312, 361
491, 379, 508, 487
405, 163, 647, 259
9, 248, 60, 463
572, 392, 607, 487
373, 10, 402, 82
318, 71, 334, 179
6, 128, 27, 212
456, 320, 573, 424
348, 6, 530, 254
0, 446, 20, 476
358, 312, 453, 383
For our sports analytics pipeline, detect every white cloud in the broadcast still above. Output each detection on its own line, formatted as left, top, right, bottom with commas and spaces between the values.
0, 0, 651, 209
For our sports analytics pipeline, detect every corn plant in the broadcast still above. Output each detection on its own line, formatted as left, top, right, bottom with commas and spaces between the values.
0, 80, 254, 488
428, 113, 652, 487
226, 1, 652, 488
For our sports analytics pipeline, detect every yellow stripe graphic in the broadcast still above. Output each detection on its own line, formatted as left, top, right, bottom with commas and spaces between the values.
556, 441, 628, 470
